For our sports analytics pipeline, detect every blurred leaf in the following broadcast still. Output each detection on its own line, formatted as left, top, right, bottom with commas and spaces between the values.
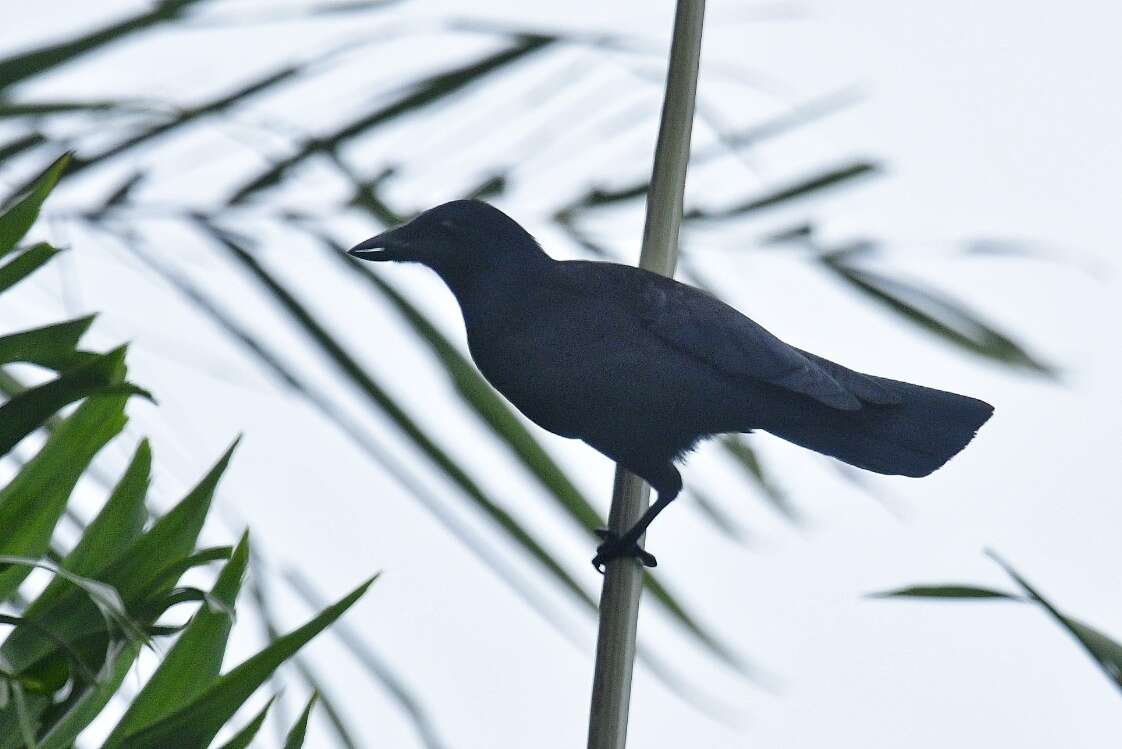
283, 693, 318, 749
877, 554, 1122, 694
248, 571, 361, 749
0, 133, 46, 164
687, 161, 881, 220
465, 173, 507, 200
686, 486, 748, 545
110, 576, 375, 749
820, 251, 1054, 374
0, 315, 96, 370
0, 100, 145, 117
987, 551, 1122, 692
0, 152, 68, 258
0, 345, 146, 459
8, 66, 307, 199
719, 436, 800, 522
0, 390, 129, 598
213, 697, 274, 749
868, 585, 1017, 600
106, 535, 249, 742
0, 242, 59, 291
0, 0, 209, 91
103, 171, 147, 208
228, 35, 555, 203
284, 570, 446, 749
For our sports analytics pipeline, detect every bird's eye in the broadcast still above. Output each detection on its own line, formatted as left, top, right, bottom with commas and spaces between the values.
439, 219, 460, 234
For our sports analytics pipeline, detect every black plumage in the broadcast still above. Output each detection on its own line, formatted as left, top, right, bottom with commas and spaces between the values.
348, 200, 994, 570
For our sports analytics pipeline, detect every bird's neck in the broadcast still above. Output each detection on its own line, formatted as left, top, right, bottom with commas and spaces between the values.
438, 251, 554, 330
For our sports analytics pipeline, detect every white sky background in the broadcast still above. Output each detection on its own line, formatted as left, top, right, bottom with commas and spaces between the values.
3, 1, 1122, 747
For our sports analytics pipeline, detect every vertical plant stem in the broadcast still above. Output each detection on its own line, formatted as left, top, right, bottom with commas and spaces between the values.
586, 2, 706, 749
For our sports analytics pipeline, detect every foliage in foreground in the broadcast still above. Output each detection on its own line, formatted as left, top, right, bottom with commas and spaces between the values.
0, 155, 373, 746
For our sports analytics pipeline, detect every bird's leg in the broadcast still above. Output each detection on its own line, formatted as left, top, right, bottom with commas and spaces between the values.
592, 490, 677, 573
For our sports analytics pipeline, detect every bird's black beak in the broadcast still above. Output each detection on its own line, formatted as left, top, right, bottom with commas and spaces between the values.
347, 230, 404, 261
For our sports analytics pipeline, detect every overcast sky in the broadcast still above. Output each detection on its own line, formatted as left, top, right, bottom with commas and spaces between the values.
5, 1, 1122, 747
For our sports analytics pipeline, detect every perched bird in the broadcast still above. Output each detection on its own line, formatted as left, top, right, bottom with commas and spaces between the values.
349, 200, 993, 571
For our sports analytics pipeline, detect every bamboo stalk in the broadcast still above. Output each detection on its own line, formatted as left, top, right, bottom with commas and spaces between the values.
586, 2, 706, 748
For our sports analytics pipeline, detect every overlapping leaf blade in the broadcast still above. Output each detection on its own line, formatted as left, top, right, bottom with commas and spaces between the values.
23, 439, 151, 618
105, 534, 250, 742
0, 391, 129, 599
112, 576, 375, 749
820, 251, 1052, 374
0, 315, 96, 370
283, 693, 319, 749
0, 153, 68, 257
213, 698, 274, 749
0, 345, 146, 459
0, 242, 59, 293
1, 441, 238, 675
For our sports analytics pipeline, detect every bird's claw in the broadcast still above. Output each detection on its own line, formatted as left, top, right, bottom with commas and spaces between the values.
591, 529, 658, 574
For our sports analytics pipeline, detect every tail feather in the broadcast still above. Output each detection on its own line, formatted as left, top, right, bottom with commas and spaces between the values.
763, 375, 993, 478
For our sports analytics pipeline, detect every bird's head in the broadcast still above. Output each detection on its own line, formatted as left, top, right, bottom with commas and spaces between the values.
347, 200, 544, 277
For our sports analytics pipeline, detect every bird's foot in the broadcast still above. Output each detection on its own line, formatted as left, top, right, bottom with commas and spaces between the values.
591, 529, 657, 574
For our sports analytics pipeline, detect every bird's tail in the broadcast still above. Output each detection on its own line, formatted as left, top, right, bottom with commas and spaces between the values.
763, 376, 994, 478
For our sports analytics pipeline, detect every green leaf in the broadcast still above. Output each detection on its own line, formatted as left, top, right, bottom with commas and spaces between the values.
867, 585, 1018, 600
687, 161, 881, 220
0, 441, 238, 676
0, 612, 100, 686
133, 546, 233, 603
213, 697, 274, 749
35, 641, 141, 749
0, 345, 146, 459
987, 551, 1122, 692
106, 438, 239, 603
0, 242, 60, 293
819, 252, 1054, 375
106, 534, 249, 742
111, 576, 376, 749
282, 570, 442, 749
0, 557, 134, 639
0, 153, 68, 258
0, 391, 129, 598
24, 440, 151, 618
0, 315, 96, 370
283, 693, 319, 749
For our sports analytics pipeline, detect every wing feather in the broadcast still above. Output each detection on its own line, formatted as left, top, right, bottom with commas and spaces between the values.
598, 265, 892, 410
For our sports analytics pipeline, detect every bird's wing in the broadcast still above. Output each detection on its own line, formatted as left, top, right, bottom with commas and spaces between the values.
621, 267, 900, 410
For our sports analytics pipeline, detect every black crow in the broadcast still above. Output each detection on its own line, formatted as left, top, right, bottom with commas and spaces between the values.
349, 200, 994, 571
